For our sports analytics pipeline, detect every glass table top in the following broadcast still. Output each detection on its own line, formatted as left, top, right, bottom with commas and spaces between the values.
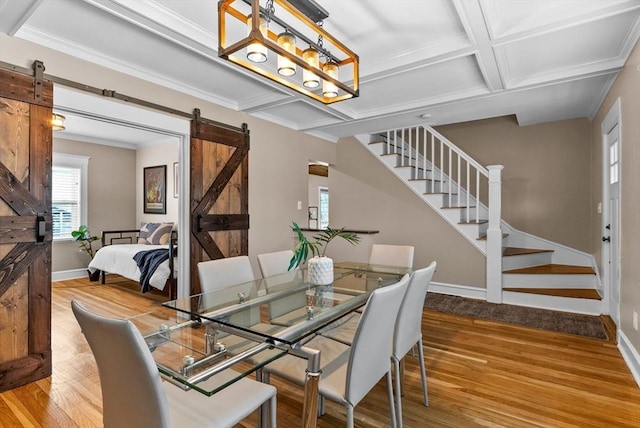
146, 262, 410, 395
162, 263, 411, 346
128, 308, 286, 396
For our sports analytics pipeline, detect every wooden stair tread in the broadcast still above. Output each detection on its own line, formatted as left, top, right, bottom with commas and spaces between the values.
442, 205, 476, 209
502, 247, 554, 257
459, 220, 488, 225
504, 264, 595, 275
424, 192, 458, 195
504, 288, 602, 300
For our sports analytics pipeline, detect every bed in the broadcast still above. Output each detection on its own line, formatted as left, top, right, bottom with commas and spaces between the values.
88, 224, 177, 299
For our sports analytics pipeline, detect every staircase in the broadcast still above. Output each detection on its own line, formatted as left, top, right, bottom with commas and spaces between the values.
357, 126, 602, 315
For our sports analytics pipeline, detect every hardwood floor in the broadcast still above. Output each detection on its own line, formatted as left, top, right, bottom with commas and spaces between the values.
1, 277, 639, 427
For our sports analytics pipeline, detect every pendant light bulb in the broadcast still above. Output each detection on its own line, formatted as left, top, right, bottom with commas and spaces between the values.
277, 31, 297, 76
302, 47, 320, 88
322, 61, 339, 98
246, 14, 268, 63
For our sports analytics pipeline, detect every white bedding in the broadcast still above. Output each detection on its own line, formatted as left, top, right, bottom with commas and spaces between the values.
88, 244, 171, 291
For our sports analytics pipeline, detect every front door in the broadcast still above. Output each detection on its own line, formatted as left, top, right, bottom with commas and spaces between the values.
604, 121, 621, 325
189, 111, 249, 294
0, 63, 53, 391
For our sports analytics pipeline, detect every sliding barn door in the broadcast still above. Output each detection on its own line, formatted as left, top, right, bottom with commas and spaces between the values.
190, 111, 249, 294
0, 63, 53, 391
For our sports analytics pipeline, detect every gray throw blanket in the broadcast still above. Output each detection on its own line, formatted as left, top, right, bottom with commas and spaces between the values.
133, 248, 170, 293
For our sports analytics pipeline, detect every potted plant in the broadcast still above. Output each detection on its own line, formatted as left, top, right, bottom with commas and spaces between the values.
71, 225, 100, 281
289, 221, 360, 285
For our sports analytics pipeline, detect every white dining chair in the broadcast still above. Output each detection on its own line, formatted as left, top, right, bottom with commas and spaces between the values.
368, 244, 415, 269
257, 250, 308, 326
197, 255, 280, 342
198, 255, 256, 293
317, 262, 436, 427
392, 261, 436, 428
71, 300, 277, 428
263, 274, 411, 428
257, 250, 295, 278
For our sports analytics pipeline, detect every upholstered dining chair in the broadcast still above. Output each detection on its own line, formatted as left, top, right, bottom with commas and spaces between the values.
392, 261, 436, 428
257, 250, 295, 278
257, 250, 308, 326
198, 255, 256, 293
368, 244, 415, 269
317, 262, 437, 427
263, 274, 411, 428
71, 300, 277, 428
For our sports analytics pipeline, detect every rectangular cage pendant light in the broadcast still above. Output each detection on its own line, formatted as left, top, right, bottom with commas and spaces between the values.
218, 0, 359, 104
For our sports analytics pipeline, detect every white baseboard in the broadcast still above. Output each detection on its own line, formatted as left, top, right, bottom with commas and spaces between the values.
618, 330, 640, 389
428, 281, 486, 300
52, 269, 88, 282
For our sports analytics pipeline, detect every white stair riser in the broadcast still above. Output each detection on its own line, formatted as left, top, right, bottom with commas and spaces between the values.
395, 167, 434, 181
458, 222, 488, 240
502, 273, 597, 288
502, 252, 553, 270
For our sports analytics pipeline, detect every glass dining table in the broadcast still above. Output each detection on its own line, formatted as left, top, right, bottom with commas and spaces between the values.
128, 262, 411, 427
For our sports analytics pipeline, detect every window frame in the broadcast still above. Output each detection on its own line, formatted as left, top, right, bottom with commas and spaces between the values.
52, 153, 89, 242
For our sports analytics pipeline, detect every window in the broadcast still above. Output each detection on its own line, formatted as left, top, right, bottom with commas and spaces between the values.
52, 153, 89, 241
319, 187, 329, 229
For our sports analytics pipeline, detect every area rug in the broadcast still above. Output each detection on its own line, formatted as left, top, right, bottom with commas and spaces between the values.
425, 293, 608, 340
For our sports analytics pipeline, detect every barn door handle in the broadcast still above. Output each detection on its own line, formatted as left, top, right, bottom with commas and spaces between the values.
37, 215, 46, 243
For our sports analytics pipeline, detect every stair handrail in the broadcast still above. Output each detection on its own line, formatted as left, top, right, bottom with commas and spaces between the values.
373, 124, 503, 303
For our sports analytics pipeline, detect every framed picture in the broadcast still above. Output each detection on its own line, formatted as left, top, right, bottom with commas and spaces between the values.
143, 165, 166, 214
173, 162, 179, 198
308, 206, 318, 229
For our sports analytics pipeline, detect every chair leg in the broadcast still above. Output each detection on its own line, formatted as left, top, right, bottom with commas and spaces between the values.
270, 395, 277, 428
417, 336, 428, 406
386, 370, 397, 428
346, 405, 354, 428
318, 395, 325, 416
393, 358, 403, 428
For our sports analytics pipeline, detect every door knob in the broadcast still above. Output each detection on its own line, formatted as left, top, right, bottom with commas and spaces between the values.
602, 236, 611, 242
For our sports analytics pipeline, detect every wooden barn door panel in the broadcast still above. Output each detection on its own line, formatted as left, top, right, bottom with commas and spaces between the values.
190, 113, 249, 294
0, 64, 53, 392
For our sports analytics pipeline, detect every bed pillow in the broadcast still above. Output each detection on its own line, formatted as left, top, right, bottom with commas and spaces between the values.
138, 222, 174, 245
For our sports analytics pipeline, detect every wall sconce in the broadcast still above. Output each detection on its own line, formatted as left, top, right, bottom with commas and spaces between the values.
52, 113, 66, 131
218, 0, 359, 104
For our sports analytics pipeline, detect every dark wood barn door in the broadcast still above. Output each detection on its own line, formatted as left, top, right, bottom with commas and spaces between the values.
0, 63, 53, 392
190, 111, 249, 294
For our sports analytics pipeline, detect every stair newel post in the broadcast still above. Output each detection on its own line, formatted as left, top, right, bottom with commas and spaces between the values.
486, 165, 504, 303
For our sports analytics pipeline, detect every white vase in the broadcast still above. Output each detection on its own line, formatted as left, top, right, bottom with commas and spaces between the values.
307, 256, 334, 286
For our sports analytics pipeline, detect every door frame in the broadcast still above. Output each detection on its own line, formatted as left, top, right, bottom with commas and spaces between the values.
601, 97, 622, 323
53, 88, 192, 298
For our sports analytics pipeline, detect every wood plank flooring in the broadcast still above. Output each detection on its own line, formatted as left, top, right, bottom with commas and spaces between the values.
0, 278, 639, 427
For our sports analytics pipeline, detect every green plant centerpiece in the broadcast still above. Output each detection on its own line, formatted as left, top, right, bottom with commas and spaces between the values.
71, 225, 100, 281
289, 221, 360, 286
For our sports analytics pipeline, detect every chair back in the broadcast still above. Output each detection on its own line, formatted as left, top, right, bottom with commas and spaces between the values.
345, 274, 410, 404
393, 262, 436, 359
258, 250, 306, 321
71, 300, 170, 428
197, 255, 255, 293
257, 250, 295, 278
368, 244, 415, 269
197, 255, 261, 327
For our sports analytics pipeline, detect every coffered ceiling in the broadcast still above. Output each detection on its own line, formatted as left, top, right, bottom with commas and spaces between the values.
1, 0, 639, 143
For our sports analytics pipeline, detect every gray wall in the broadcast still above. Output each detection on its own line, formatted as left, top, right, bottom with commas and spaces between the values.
436, 116, 593, 253
52, 138, 136, 271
